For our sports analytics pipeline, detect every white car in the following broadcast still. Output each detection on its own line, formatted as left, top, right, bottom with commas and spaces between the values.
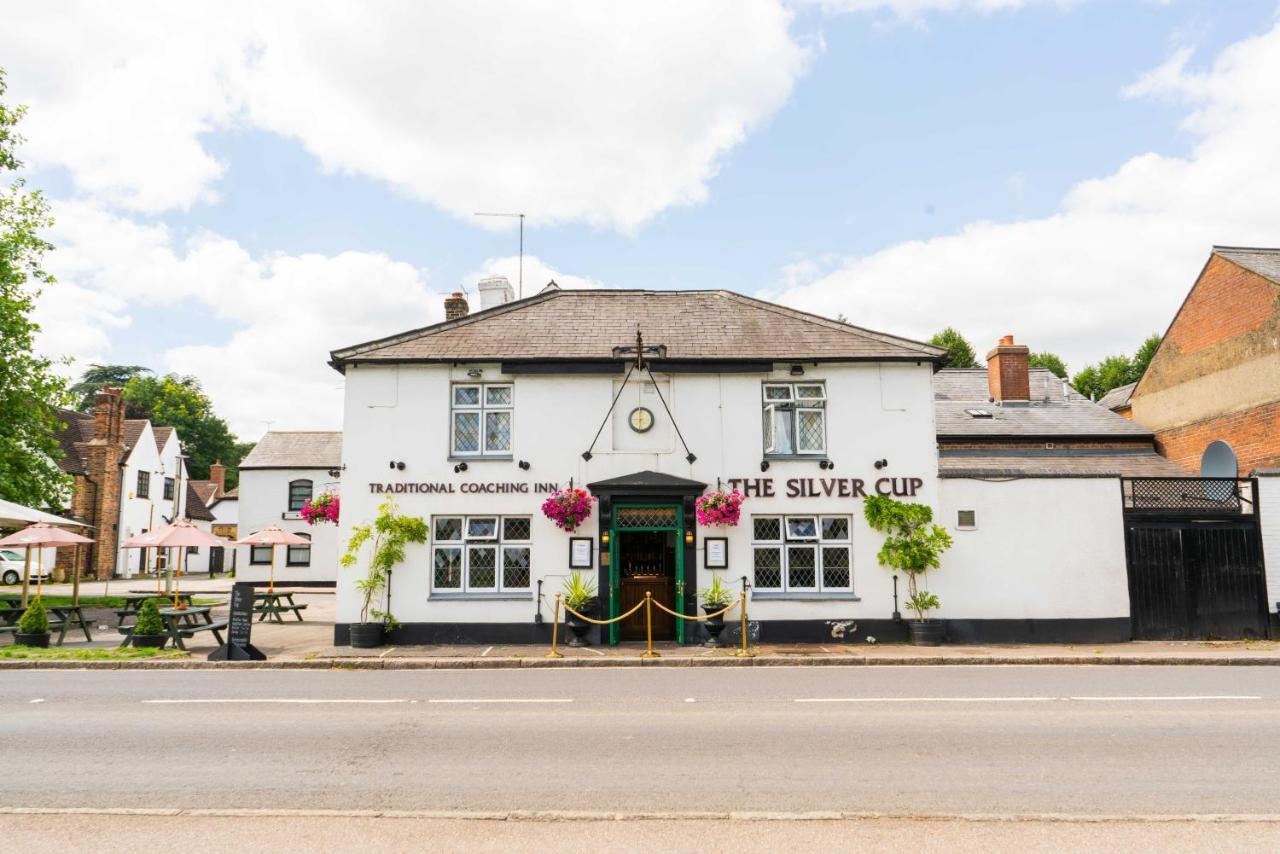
0, 549, 51, 586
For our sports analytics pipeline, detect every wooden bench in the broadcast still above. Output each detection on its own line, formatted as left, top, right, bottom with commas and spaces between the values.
254, 603, 308, 622
0, 619, 67, 634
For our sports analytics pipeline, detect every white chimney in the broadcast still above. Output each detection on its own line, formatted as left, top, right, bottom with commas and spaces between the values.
477, 275, 515, 310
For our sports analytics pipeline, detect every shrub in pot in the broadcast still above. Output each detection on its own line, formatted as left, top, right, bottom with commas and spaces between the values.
16, 600, 51, 647
864, 495, 953, 646
697, 575, 735, 647
561, 571, 598, 647
131, 599, 168, 648
340, 497, 428, 649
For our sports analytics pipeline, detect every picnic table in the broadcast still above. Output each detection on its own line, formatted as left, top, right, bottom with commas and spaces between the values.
0, 597, 93, 644
117, 605, 227, 651
117, 591, 197, 626
254, 590, 308, 623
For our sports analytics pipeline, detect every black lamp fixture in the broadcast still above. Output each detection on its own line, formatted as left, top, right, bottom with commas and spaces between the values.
327, 467, 343, 479
467, 368, 483, 379
518, 460, 531, 470
819, 459, 835, 470
685, 453, 697, 464
760, 460, 770, 472
453, 462, 469, 473
388, 460, 405, 471
874, 459, 888, 470
789, 364, 804, 376
581, 451, 593, 461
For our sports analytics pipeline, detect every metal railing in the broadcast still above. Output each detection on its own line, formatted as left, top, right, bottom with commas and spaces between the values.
1121, 477, 1257, 515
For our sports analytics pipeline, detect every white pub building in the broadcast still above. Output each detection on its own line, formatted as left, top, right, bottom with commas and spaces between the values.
328, 278, 1180, 646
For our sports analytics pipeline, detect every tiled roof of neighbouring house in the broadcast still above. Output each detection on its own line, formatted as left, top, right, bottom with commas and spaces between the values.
184, 480, 216, 521
939, 448, 1187, 479
1214, 246, 1280, 285
934, 369, 1153, 439
238, 432, 343, 470
153, 425, 175, 453
52, 409, 93, 474
330, 290, 946, 368
1097, 381, 1137, 412
189, 480, 219, 506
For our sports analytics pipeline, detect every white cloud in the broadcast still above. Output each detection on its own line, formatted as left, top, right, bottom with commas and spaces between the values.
465, 255, 608, 299
4, 1, 812, 231
798, 0, 1068, 21
765, 23, 1280, 372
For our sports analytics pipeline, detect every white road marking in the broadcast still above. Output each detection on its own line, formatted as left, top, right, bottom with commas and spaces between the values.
142, 699, 408, 704
378, 647, 398, 659
685, 697, 696, 703
480, 646, 493, 657
426, 698, 573, 704
1068, 695, 1261, 702
29, 698, 44, 704
797, 695, 1264, 704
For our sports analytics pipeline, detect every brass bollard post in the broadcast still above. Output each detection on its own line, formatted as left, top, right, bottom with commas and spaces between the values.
546, 593, 564, 658
640, 591, 660, 659
733, 590, 752, 657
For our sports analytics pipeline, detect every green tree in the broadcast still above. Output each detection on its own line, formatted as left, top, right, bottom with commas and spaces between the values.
928, 327, 979, 369
0, 70, 72, 509
1131, 333, 1161, 380
863, 495, 953, 621
340, 497, 429, 627
122, 374, 246, 486
1070, 334, 1160, 400
70, 363, 152, 411
1028, 351, 1068, 379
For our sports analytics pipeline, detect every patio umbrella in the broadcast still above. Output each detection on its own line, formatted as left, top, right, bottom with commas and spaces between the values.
121, 519, 227, 607
0, 498, 91, 530
0, 523, 95, 608
233, 525, 310, 593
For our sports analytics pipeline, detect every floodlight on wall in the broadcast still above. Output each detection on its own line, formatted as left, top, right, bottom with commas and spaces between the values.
518, 460, 531, 470
454, 462, 468, 473
819, 460, 835, 470
467, 368, 483, 379
388, 461, 406, 471
760, 460, 770, 472
789, 364, 804, 376
874, 459, 888, 470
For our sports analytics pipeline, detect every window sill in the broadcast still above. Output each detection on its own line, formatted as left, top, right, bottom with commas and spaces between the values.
447, 455, 514, 463
762, 455, 829, 462
750, 592, 860, 602
429, 592, 532, 601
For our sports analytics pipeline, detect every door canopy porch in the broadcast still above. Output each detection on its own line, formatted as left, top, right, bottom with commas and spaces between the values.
587, 470, 707, 498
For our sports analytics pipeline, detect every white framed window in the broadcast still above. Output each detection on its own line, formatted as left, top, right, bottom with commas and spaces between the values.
751, 514, 852, 593
451, 383, 513, 457
762, 382, 826, 456
432, 515, 531, 593
287, 532, 312, 566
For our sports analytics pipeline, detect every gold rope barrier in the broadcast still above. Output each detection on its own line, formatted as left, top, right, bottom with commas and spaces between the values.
546, 592, 648, 659
545, 590, 755, 659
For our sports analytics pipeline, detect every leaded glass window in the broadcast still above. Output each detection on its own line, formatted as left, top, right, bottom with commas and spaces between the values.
762, 382, 826, 457
751, 514, 852, 593
451, 383, 514, 456
431, 515, 532, 594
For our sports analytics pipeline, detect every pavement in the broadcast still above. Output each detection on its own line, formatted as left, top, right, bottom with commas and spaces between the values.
7, 575, 1280, 667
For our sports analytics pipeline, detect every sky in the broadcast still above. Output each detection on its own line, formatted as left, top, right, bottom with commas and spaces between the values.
4, 0, 1280, 438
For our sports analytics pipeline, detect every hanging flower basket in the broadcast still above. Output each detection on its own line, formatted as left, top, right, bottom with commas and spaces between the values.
541, 487, 595, 533
300, 493, 340, 525
695, 489, 745, 528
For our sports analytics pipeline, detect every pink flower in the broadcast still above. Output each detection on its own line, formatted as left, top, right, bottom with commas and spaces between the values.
695, 490, 744, 528
541, 487, 596, 532
301, 493, 340, 525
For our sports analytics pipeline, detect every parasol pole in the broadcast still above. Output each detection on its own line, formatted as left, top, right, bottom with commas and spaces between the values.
269, 544, 276, 594
174, 547, 183, 608
20, 546, 32, 609
72, 544, 81, 607
36, 547, 44, 600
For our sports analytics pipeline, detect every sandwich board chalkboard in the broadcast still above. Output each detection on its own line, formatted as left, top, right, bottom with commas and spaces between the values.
208, 581, 266, 661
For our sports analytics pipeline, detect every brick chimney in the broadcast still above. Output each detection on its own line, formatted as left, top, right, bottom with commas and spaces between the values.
444, 291, 469, 321
987, 335, 1031, 402
92, 387, 125, 443
209, 459, 226, 498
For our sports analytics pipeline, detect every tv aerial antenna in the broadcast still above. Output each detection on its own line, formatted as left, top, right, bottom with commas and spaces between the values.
473, 211, 525, 299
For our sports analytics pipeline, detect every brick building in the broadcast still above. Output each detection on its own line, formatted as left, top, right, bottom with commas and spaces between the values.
1129, 246, 1280, 476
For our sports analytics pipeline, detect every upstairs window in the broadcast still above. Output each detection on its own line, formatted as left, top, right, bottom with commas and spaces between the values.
762, 383, 826, 456
136, 471, 151, 499
451, 384, 513, 457
432, 515, 531, 594
752, 514, 852, 594
163, 477, 175, 501
288, 479, 313, 512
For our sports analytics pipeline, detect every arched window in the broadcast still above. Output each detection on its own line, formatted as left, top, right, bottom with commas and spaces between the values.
288, 479, 313, 512
1200, 441, 1238, 479
286, 532, 312, 567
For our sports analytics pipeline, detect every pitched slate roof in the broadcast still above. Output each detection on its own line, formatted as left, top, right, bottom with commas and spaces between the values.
939, 448, 1186, 478
184, 480, 216, 521
1097, 381, 1136, 412
189, 480, 219, 506
331, 290, 945, 368
1215, 246, 1280, 285
123, 420, 147, 453
238, 432, 343, 470
52, 409, 94, 474
153, 425, 175, 453
934, 369, 1153, 439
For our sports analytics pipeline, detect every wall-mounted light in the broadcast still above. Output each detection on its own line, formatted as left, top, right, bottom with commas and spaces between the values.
454, 462, 469, 473
819, 460, 835, 470
518, 460, 531, 470
388, 461, 406, 471
874, 459, 888, 470
581, 451, 593, 461
684, 530, 694, 545
760, 460, 770, 472
467, 368, 483, 379
789, 364, 804, 376
685, 453, 697, 464
600, 531, 610, 545
327, 468, 343, 479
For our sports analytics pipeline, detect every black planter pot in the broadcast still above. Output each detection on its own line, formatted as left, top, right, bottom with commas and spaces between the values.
16, 632, 50, 648
564, 603, 595, 647
131, 634, 168, 649
908, 619, 945, 646
349, 622, 385, 649
702, 602, 730, 647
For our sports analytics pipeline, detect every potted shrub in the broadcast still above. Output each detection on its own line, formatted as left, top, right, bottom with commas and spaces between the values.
695, 489, 745, 528
698, 575, 735, 647
340, 497, 429, 648
541, 487, 595, 533
131, 599, 168, 648
561, 570, 598, 647
863, 495, 954, 646
15, 599, 51, 648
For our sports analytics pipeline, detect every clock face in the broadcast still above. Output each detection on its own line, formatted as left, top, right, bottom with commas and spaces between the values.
628, 406, 655, 433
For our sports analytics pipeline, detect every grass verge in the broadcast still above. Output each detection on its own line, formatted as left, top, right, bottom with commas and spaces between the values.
0, 645, 190, 661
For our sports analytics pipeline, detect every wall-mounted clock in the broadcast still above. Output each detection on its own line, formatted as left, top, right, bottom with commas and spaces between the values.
628, 406, 655, 433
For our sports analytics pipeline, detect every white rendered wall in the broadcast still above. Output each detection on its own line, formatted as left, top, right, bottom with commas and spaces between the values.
234, 468, 341, 583
116, 423, 194, 578
336, 361, 942, 627
936, 477, 1130, 620
1259, 475, 1280, 610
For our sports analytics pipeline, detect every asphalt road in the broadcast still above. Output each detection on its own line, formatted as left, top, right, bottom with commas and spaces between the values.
4, 666, 1280, 816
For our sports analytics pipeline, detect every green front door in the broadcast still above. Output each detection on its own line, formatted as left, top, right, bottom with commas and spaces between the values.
608, 503, 684, 645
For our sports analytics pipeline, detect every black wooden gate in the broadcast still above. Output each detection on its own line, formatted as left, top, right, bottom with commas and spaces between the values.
1121, 478, 1268, 640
